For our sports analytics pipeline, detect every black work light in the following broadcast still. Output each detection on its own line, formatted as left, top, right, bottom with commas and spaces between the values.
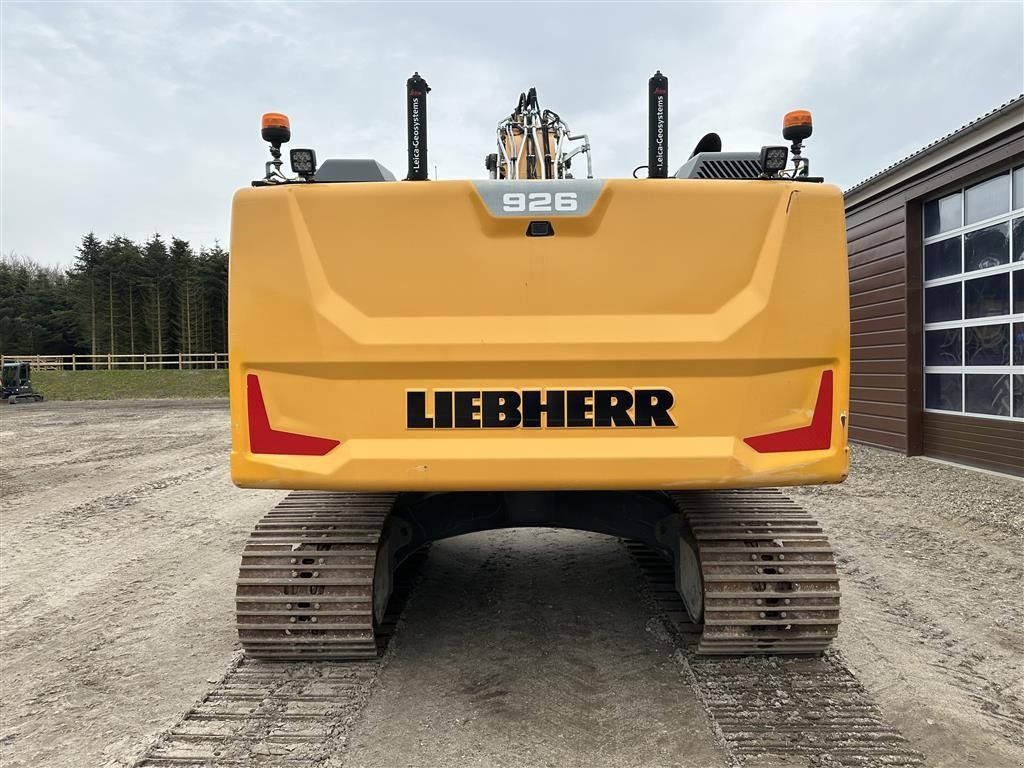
759, 145, 789, 176
290, 148, 317, 180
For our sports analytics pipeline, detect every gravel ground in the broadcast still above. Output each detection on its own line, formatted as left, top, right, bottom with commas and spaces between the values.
345, 529, 725, 768
0, 401, 1021, 768
0, 401, 283, 768
789, 444, 1023, 767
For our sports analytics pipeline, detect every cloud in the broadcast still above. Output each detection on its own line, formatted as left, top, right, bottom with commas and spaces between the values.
1, 1, 1021, 265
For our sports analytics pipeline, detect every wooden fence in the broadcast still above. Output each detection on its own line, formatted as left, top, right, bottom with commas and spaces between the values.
0, 353, 228, 370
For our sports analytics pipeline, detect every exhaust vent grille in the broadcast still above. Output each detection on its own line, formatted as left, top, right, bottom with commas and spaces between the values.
696, 158, 762, 179
674, 151, 762, 181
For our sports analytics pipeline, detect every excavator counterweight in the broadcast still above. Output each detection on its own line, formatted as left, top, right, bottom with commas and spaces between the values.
230, 74, 848, 660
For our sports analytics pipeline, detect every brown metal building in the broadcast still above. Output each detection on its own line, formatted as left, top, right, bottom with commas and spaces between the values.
843, 96, 1024, 476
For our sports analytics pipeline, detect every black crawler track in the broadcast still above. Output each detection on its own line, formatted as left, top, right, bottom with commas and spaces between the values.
235, 492, 396, 661
668, 489, 842, 655
238, 488, 842, 659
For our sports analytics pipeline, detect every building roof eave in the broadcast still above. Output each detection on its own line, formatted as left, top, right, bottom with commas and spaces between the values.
844, 95, 1024, 209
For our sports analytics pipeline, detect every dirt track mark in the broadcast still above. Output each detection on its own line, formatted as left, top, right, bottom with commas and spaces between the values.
0, 400, 284, 768
628, 542, 925, 768
343, 529, 728, 768
133, 549, 427, 768
789, 446, 1023, 768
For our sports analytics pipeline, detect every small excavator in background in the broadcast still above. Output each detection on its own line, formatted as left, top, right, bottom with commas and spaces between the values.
2, 361, 45, 404
228, 71, 849, 661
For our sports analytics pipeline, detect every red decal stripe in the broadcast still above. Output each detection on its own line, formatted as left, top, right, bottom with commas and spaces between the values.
744, 371, 833, 453
246, 374, 340, 456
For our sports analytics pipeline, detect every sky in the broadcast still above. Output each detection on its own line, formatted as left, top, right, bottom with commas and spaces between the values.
1, 1, 1022, 267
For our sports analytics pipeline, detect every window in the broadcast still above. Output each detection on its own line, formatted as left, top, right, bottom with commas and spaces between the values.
923, 167, 1024, 420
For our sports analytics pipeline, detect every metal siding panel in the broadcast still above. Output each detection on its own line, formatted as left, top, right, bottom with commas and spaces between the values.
850, 425, 907, 451
849, 258, 904, 283
847, 182, 909, 451
923, 446, 1023, 476
922, 412, 1024, 475
851, 373, 907, 390
846, 206, 905, 238
847, 238, 904, 270
850, 399, 906, 419
851, 315, 907, 334
850, 359, 906, 374
851, 386, 904, 404
925, 411, 1024, 439
904, 199, 924, 455
848, 220, 905, 254
924, 425, 1024, 452
851, 413, 906, 435
849, 329, 906, 347
849, 284, 904, 309
851, 344, 906, 362
845, 198, 905, 229
849, 268, 907, 295
850, 300, 907, 322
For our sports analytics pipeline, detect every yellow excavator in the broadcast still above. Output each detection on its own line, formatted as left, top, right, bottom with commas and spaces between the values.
229, 71, 849, 660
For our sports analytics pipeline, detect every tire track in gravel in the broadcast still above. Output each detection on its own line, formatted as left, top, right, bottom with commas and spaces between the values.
835, 553, 1023, 742
130, 550, 428, 768
627, 542, 926, 768
342, 530, 727, 768
0, 400, 284, 768
2, 462, 232, 624
787, 447, 1023, 767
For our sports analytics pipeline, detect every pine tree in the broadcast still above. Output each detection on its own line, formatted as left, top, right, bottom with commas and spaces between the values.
69, 233, 104, 359
143, 234, 171, 360
8, 233, 229, 361
1, 252, 84, 355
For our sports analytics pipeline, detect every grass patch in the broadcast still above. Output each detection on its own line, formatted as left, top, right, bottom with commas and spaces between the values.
33, 369, 229, 400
